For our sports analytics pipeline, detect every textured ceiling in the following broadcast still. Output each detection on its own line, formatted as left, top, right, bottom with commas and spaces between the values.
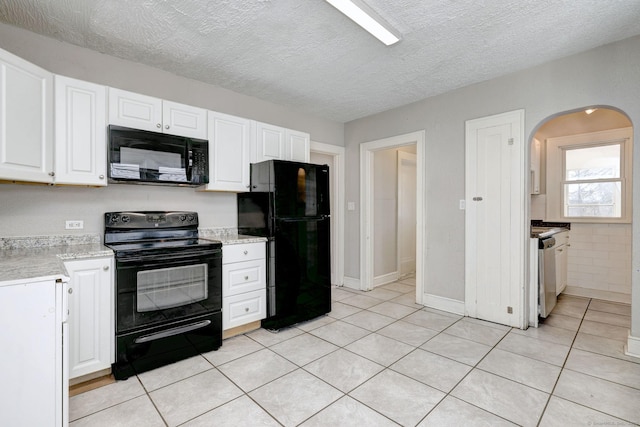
1, 0, 640, 123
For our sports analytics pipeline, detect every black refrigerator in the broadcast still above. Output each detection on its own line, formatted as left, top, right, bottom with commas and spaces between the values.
237, 160, 331, 330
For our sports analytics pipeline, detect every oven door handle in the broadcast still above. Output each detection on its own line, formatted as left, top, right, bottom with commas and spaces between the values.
134, 320, 211, 344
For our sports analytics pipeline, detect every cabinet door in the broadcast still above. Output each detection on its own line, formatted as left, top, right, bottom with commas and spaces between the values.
0, 48, 54, 183
285, 129, 310, 162
108, 88, 162, 132
205, 111, 251, 191
223, 289, 266, 330
54, 76, 107, 186
530, 137, 541, 194
555, 244, 568, 295
254, 122, 285, 162
162, 100, 207, 139
65, 258, 114, 379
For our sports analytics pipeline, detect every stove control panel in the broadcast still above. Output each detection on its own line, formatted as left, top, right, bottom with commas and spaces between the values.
105, 211, 199, 229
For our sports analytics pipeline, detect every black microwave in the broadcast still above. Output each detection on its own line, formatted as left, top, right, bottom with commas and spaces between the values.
107, 125, 209, 187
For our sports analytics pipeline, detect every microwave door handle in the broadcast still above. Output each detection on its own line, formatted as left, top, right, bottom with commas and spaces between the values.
187, 148, 193, 179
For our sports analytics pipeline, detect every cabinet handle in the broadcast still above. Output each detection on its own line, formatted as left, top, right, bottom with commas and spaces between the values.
243, 250, 248, 255
68, 288, 73, 294
49, 171, 55, 177
165, 125, 170, 129
156, 123, 162, 128
103, 265, 109, 271
244, 276, 249, 281
245, 307, 249, 312
99, 174, 105, 179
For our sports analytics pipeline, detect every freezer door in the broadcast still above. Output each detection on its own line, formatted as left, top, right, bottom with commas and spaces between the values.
275, 162, 329, 218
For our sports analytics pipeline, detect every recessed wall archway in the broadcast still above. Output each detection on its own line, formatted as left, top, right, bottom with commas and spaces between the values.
526, 105, 634, 325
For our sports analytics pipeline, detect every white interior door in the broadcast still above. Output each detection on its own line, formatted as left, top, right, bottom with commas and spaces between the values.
398, 151, 417, 277
465, 110, 525, 327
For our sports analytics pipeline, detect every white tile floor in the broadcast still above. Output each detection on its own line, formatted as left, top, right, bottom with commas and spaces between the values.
70, 277, 640, 426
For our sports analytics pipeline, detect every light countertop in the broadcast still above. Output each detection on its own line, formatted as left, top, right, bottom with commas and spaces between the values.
0, 231, 265, 285
0, 243, 113, 285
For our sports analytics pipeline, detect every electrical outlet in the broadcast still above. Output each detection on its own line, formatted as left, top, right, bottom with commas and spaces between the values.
459, 200, 466, 210
65, 220, 84, 230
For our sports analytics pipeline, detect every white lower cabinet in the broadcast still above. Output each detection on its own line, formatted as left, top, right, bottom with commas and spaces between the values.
554, 231, 569, 296
64, 257, 114, 380
222, 242, 266, 330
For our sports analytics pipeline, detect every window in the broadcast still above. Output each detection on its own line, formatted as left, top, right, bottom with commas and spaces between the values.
546, 127, 632, 223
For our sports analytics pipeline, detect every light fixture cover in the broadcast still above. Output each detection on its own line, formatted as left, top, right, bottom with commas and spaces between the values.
326, 0, 401, 46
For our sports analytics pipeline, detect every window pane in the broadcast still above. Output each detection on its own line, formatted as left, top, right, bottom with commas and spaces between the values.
137, 264, 208, 312
564, 181, 622, 217
565, 144, 620, 181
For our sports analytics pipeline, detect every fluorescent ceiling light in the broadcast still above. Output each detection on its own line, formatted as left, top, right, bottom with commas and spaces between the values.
325, 0, 401, 46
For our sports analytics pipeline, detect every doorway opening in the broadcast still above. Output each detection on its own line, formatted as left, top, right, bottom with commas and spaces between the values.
360, 131, 425, 305
528, 107, 633, 309
310, 141, 345, 287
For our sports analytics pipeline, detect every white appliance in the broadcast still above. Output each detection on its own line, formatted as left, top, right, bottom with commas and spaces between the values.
0, 277, 69, 426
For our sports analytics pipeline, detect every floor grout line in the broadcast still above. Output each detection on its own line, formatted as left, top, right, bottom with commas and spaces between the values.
70, 287, 636, 426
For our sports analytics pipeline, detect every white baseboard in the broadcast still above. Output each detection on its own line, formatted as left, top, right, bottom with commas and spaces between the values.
625, 332, 640, 360
342, 276, 360, 290
563, 286, 631, 304
374, 271, 399, 287
423, 293, 465, 316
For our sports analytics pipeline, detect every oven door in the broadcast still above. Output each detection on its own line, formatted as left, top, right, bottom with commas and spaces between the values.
115, 248, 222, 334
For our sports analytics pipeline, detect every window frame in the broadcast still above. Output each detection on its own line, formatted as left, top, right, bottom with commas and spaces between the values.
545, 127, 632, 224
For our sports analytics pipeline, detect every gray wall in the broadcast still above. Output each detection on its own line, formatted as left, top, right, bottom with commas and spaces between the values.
343, 35, 640, 315
0, 22, 344, 237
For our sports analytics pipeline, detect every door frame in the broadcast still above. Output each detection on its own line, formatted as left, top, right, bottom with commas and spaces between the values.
360, 131, 425, 304
465, 109, 527, 328
310, 141, 345, 287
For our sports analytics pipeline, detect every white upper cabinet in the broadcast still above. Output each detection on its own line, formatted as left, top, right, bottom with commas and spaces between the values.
108, 88, 207, 139
254, 121, 310, 163
0, 47, 54, 183
285, 128, 310, 162
54, 75, 107, 186
162, 100, 208, 139
530, 137, 541, 194
204, 111, 252, 192
108, 88, 162, 132
254, 122, 285, 162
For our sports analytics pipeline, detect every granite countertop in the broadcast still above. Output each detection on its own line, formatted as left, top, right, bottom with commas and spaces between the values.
0, 236, 113, 285
530, 221, 571, 239
216, 235, 268, 245
198, 228, 267, 245
0, 229, 265, 285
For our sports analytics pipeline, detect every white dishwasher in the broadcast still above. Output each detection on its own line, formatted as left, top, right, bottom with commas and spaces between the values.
0, 277, 69, 426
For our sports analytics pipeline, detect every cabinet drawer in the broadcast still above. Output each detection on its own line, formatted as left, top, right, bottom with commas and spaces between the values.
223, 242, 265, 263
223, 259, 265, 296
223, 289, 266, 330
